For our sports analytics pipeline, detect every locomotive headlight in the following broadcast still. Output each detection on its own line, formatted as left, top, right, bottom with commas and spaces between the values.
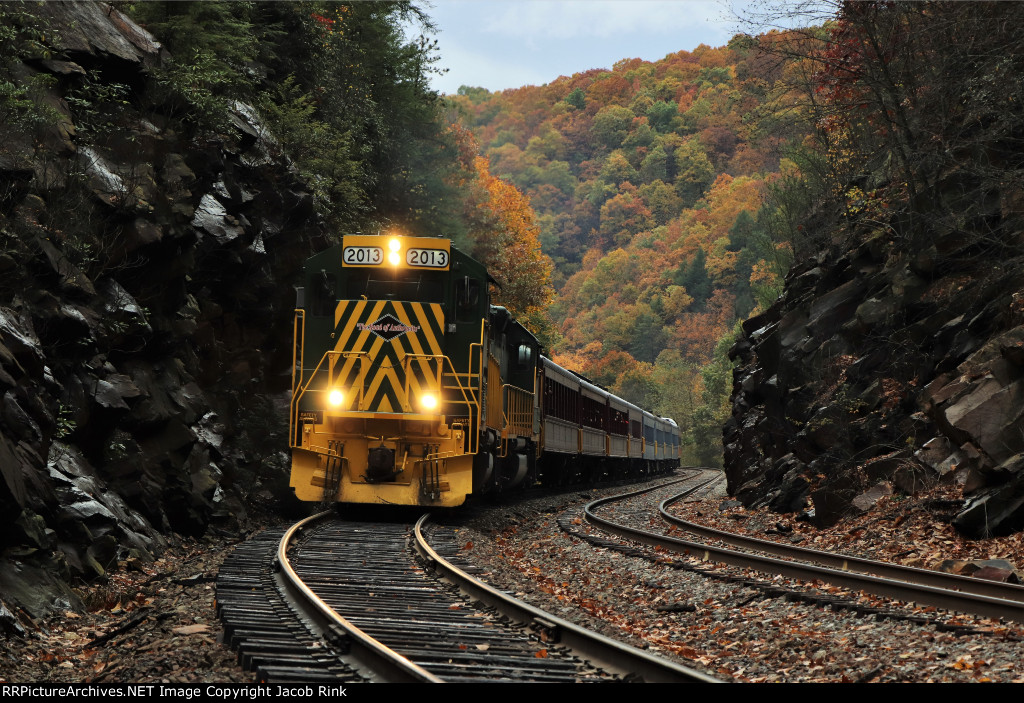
388, 238, 402, 266
328, 389, 344, 407
388, 237, 401, 252
388, 251, 401, 266
420, 393, 438, 411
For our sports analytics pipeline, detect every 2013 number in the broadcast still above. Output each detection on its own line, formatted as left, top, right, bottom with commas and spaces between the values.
407, 248, 448, 268
343, 246, 383, 265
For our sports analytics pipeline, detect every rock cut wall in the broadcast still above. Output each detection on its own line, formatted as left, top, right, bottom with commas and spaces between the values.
725, 220, 1024, 537
0, 2, 325, 628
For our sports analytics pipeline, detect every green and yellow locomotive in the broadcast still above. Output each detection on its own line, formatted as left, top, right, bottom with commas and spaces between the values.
289, 233, 540, 507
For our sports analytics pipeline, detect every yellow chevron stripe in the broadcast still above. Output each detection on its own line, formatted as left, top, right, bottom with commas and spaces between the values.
363, 334, 401, 411
412, 302, 444, 354
392, 303, 425, 356
328, 300, 447, 414
401, 303, 445, 402
365, 362, 401, 412
349, 301, 388, 352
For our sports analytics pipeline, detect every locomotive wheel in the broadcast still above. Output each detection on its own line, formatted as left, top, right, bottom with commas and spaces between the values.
473, 450, 495, 492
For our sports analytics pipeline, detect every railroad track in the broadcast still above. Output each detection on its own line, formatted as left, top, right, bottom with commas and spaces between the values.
216, 509, 718, 683
582, 472, 1024, 624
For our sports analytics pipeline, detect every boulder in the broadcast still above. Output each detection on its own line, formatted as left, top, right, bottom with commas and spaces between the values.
191, 194, 244, 244
37, 1, 162, 65
953, 470, 1024, 537
852, 482, 892, 512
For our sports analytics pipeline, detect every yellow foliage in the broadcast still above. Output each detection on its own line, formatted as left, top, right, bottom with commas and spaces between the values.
471, 156, 554, 320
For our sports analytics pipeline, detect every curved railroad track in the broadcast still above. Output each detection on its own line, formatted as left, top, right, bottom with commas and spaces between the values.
582, 471, 1024, 624
216, 508, 718, 683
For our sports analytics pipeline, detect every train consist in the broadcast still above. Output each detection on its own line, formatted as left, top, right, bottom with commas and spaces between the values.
289, 233, 680, 506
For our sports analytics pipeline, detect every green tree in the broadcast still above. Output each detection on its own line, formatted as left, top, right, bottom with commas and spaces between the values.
646, 100, 679, 132
127, 1, 260, 131
674, 139, 715, 206
639, 145, 669, 184
0, 3, 60, 139
599, 150, 639, 187
675, 248, 713, 305
565, 86, 586, 110
630, 306, 666, 363
638, 180, 681, 225
592, 105, 635, 149
457, 85, 492, 104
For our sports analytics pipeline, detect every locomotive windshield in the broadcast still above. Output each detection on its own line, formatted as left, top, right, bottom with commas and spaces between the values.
342, 269, 447, 304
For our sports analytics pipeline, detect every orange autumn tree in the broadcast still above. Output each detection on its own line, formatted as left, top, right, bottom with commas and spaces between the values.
468, 155, 556, 346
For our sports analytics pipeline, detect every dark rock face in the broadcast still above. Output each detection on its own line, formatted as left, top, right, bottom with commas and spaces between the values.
726, 232, 1024, 535
0, 2, 324, 621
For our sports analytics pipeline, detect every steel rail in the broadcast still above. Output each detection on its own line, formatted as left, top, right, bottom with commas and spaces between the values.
276, 511, 444, 683
659, 489, 1024, 603
584, 486, 1024, 624
412, 514, 721, 683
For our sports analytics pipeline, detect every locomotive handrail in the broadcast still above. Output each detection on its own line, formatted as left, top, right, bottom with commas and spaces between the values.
338, 351, 369, 409
485, 353, 503, 432
288, 308, 306, 447
400, 353, 443, 412
401, 352, 480, 428
291, 321, 486, 458
499, 383, 534, 457
289, 350, 367, 450
463, 319, 485, 451
291, 309, 306, 394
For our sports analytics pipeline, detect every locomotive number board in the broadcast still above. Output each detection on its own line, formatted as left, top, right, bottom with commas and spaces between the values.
406, 248, 449, 268
342, 235, 451, 270
343, 246, 383, 265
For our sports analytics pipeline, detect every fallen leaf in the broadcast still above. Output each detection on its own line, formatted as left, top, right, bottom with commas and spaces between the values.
172, 624, 210, 635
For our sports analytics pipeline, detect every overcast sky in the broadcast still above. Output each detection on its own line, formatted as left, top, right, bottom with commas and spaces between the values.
417, 0, 744, 95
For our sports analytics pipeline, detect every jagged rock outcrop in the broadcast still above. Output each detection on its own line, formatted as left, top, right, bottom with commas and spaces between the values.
0, 2, 325, 627
725, 223, 1024, 536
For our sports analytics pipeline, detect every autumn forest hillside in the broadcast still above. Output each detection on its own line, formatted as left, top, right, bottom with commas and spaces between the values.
451, 38, 800, 465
